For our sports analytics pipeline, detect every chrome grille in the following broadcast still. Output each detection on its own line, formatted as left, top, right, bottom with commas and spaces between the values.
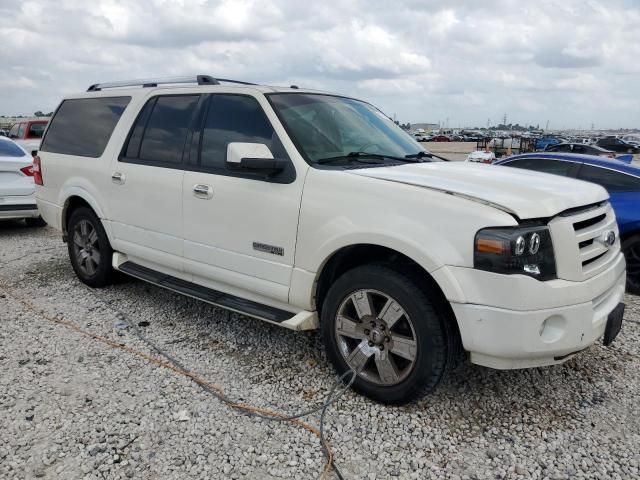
549, 202, 620, 281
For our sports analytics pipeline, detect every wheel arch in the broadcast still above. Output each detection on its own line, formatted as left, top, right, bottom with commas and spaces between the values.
313, 243, 464, 358
60, 190, 109, 242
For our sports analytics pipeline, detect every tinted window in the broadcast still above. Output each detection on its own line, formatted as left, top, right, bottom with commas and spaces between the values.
138, 95, 198, 165
504, 158, 576, 176
0, 140, 26, 157
28, 123, 46, 138
40, 97, 130, 157
124, 99, 156, 159
578, 165, 640, 192
199, 95, 280, 171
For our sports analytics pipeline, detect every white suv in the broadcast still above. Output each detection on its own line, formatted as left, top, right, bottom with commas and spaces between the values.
35, 75, 626, 404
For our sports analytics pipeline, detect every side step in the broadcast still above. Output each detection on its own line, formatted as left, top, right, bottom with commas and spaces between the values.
115, 260, 317, 330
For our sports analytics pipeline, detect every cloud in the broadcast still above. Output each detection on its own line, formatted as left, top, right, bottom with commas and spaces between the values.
0, 0, 638, 128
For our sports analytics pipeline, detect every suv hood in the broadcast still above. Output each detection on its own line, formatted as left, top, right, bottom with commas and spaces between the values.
349, 162, 608, 219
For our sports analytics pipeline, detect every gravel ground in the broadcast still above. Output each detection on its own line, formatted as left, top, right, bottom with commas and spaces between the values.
1, 221, 640, 480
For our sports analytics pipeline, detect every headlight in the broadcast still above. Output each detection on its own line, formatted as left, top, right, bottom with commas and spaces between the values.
474, 226, 557, 280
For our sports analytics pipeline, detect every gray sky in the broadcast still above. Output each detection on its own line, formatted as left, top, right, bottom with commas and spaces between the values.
1, 0, 639, 129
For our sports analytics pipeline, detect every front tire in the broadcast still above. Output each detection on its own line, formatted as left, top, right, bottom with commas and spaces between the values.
623, 235, 640, 295
67, 207, 114, 288
321, 264, 448, 405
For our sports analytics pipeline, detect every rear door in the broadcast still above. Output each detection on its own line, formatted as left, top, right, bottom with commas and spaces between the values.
181, 93, 302, 302
107, 94, 201, 272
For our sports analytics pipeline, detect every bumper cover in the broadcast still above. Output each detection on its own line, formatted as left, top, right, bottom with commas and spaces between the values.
448, 254, 627, 369
0, 194, 39, 219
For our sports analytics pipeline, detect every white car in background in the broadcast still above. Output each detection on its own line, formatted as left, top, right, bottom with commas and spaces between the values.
0, 137, 46, 226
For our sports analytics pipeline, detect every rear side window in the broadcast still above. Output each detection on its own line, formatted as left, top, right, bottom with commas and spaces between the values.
199, 94, 278, 171
123, 95, 199, 166
577, 165, 640, 192
40, 97, 130, 157
503, 157, 576, 177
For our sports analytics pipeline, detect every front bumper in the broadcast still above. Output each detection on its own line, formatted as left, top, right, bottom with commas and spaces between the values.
448, 252, 626, 369
0, 194, 39, 220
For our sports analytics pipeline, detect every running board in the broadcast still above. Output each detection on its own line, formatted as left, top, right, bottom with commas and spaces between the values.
114, 257, 317, 330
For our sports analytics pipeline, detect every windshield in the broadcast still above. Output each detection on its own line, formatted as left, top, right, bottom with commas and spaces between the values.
268, 93, 426, 164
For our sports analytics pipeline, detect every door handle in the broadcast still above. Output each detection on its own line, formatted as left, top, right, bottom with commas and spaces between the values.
193, 184, 213, 199
111, 172, 126, 185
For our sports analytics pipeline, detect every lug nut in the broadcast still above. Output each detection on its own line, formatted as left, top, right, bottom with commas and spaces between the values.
379, 325, 385, 331
368, 341, 374, 347
379, 345, 385, 351
385, 336, 391, 343
370, 321, 376, 328
364, 329, 370, 335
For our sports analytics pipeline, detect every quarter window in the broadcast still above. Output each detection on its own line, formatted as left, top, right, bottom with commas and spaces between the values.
577, 165, 640, 192
503, 158, 576, 177
40, 97, 131, 157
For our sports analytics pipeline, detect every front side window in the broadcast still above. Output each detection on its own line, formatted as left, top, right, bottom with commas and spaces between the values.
199, 94, 281, 171
577, 165, 640, 192
40, 97, 131, 157
503, 158, 576, 177
268, 93, 425, 165
17, 123, 25, 138
8, 124, 19, 138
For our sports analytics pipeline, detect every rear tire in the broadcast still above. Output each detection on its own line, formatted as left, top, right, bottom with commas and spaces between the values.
25, 216, 47, 227
67, 207, 114, 288
321, 264, 448, 405
622, 235, 640, 295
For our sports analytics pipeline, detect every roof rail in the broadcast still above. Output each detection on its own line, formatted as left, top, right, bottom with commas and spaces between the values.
86, 75, 256, 92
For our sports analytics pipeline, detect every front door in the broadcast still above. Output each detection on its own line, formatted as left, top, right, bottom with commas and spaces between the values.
182, 93, 303, 303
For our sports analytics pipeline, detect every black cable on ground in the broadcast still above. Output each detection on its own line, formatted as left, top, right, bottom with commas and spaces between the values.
90, 288, 357, 479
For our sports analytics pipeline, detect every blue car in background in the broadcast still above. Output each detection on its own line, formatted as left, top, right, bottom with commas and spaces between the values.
534, 136, 563, 151
495, 152, 640, 293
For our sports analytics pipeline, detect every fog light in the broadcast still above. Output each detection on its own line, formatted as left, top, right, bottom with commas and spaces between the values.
539, 315, 566, 343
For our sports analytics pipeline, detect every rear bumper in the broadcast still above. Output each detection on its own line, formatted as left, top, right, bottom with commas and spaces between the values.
448, 254, 627, 369
0, 194, 39, 219
35, 198, 63, 230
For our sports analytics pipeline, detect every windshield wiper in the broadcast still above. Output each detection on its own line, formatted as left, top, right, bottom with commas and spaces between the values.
405, 151, 450, 162
317, 151, 423, 165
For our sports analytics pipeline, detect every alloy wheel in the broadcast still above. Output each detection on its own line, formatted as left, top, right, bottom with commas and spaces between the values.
72, 219, 100, 276
334, 289, 418, 386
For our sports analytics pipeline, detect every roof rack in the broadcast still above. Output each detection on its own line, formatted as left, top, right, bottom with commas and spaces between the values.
86, 75, 257, 92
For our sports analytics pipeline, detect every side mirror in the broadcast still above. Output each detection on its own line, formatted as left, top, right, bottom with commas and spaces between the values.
226, 142, 287, 174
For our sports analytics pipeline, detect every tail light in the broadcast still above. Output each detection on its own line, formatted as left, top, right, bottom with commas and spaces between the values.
33, 155, 43, 185
20, 165, 34, 176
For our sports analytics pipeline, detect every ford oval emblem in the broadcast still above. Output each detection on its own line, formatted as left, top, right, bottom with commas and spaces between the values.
600, 230, 616, 247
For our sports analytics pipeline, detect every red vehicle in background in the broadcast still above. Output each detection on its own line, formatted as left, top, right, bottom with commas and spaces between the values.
431, 134, 450, 142
8, 119, 48, 153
